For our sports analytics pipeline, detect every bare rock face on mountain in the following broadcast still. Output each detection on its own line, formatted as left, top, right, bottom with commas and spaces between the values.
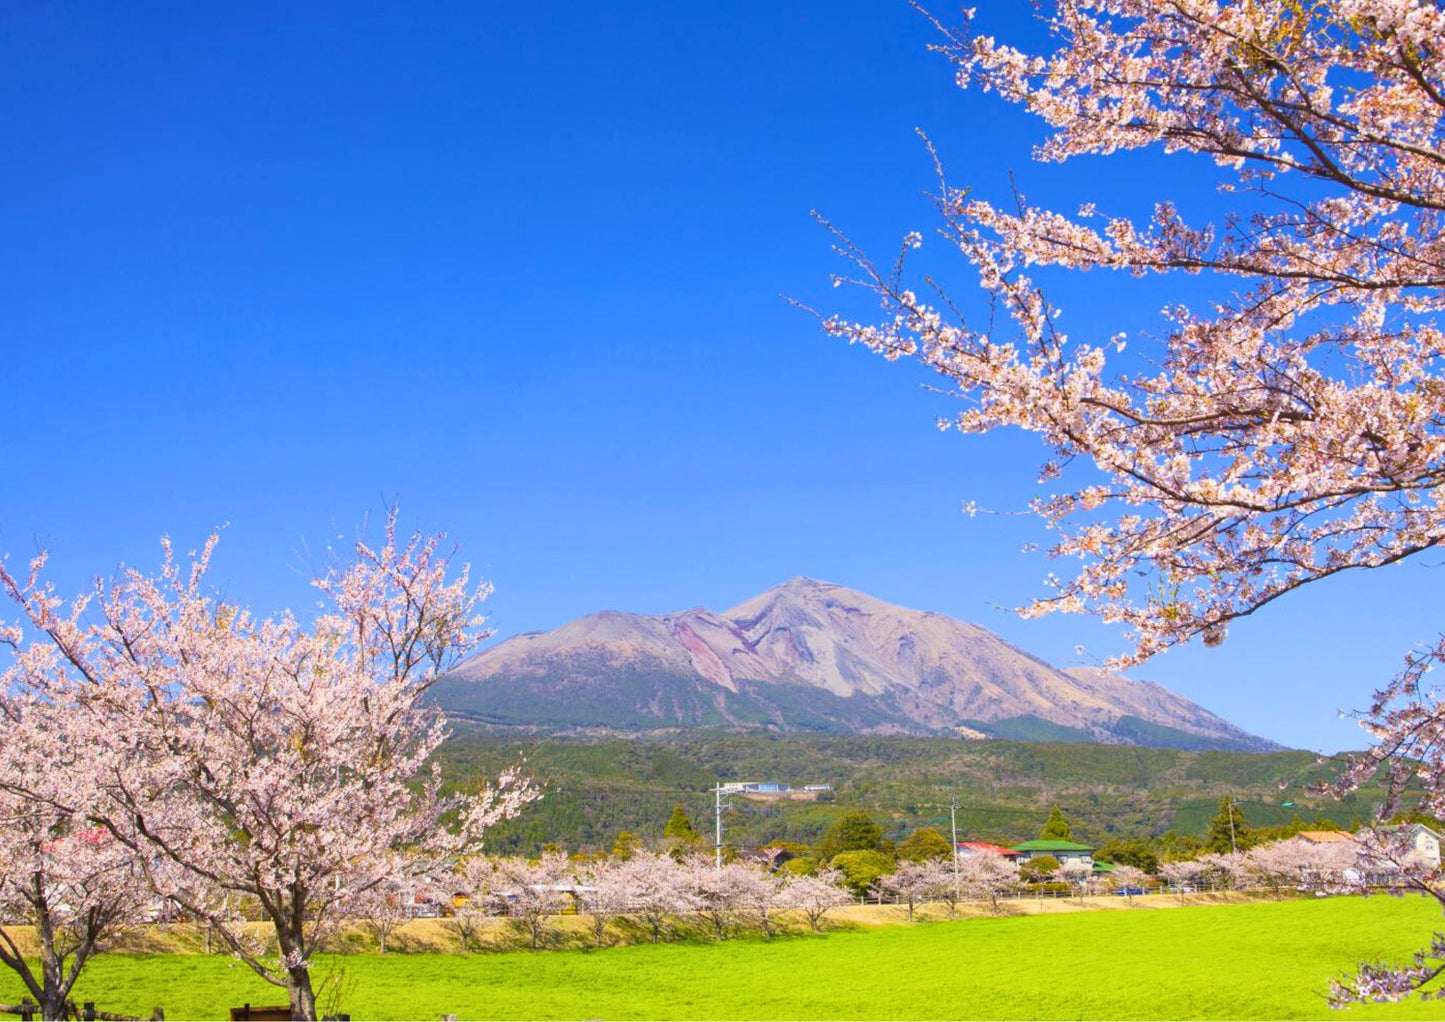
431, 578, 1280, 751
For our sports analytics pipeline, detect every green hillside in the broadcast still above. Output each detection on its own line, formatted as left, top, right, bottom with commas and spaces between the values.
439, 731, 1372, 855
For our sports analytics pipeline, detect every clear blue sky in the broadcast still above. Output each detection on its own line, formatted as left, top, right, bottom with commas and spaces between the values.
2, 1, 1436, 754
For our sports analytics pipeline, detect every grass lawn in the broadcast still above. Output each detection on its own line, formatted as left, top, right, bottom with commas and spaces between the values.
14, 896, 1445, 1020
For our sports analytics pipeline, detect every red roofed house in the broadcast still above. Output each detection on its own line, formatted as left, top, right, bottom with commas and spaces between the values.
955, 842, 1018, 858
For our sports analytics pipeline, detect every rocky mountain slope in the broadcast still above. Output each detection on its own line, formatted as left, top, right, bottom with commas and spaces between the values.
431, 578, 1279, 751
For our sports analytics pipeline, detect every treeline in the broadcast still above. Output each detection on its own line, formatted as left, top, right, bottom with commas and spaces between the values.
437, 731, 1384, 855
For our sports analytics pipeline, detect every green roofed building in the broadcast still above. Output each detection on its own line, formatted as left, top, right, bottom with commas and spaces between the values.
1010, 839, 1095, 867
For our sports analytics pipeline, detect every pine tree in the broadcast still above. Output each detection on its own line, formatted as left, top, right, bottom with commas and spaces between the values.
663, 803, 699, 843
1206, 797, 1249, 854
1040, 806, 1073, 841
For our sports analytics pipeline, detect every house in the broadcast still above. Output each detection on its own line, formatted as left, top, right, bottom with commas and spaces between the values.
955, 841, 1017, 858
1010, 839, 1095, 866
719, 781, 791, 794
1297, 830, 1357, 846
1365, 824, 1442, 868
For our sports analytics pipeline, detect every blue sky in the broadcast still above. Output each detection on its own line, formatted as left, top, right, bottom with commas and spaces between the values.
2, 1, 1436, 753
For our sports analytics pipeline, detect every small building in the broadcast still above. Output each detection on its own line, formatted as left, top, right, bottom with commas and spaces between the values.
720, 781, 791, 794
1298, 830, 1357, 846
803, 784, 833, 792
955, 841, 1017, 858
1365, 824, 1442, 867
1010, 839, 1095, 866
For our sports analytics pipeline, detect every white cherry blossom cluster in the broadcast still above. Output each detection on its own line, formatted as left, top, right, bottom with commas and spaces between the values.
827, 0, 1444, 1001
0, 510, 536, 1020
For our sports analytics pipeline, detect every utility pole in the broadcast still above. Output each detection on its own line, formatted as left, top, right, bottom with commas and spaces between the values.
1227, 795, 1239, 855
949, 799, 961, 904
714, 783, 726, 870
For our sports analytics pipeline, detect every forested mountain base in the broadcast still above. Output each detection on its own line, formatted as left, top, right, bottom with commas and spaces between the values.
439, 731, 1371, 856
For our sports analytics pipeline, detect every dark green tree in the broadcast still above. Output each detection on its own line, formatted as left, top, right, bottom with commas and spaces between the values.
663, 803, 699, 843
1040, 805, 1073, 841
897, 827, 953, 863
1205, 797, 1250, 854
830, 850, 897, 896
813, 812, 885, 862
1019, 854, 1061, 884
1095, 838, 1160, 874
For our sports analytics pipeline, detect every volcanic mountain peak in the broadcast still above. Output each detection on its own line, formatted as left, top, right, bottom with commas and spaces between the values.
435, 580, 1280, 751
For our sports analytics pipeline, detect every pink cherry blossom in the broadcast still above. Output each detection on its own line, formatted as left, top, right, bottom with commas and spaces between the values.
825, 1, 1445, 1001
0, 510, 538, 1019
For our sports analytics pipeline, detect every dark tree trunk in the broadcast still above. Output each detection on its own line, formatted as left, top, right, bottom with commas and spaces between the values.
286, 965, 317, 1022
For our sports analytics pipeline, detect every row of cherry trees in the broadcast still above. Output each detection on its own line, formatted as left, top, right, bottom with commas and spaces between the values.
0, 514, 537, 1020
355, 833, 1391, 954
353, 850, 1023, 951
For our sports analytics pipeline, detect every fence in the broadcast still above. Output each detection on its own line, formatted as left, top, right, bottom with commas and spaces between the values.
0, 1001, 163, 1021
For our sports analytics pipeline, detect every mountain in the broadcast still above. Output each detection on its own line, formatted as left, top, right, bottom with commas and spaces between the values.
431, 578, 1280, 751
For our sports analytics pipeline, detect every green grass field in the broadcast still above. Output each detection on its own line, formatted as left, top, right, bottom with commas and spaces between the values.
14, 897, 1445, 1020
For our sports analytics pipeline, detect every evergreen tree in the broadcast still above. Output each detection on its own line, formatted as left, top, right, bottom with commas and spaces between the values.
1040, 805, 1073, 841
611, 831, 640, 860
663, 803, 699, 843
897, 827, 953, 863
813, 812, 885, 862
1206, 797, 1249, 854
1094, 838, 1160, 874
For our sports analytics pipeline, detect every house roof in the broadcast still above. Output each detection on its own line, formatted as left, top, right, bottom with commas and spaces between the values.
1373, 823, 1442, 839
1298, 830, 1356, 844
1011, 839, 1095, 852
956, 841, 1017, 857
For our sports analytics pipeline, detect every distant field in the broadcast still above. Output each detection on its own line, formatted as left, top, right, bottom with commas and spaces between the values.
15, 896, 1445, 1020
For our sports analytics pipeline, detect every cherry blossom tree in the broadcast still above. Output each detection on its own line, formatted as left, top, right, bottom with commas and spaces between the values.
685, 859, 752, 941
1241, 839, 1309, 895
731, 864, 785, 938
823, 0, 1445, 1001
873, 860, 946, 922
577, 859, 634, 948
0, 698, 146, 1021
1052, 860, 1096, 899
956, 851, 1021, 914
441, 856, 500, 953
495, 853, 571, 951
607, 852, 696, 945
778, 868, 852, 933
1161, 859, 1210, 900
1103, 864, 1150, 902
1196, 851, 1248, 891
0, 512, 538, 1020
342, 873, 412, 955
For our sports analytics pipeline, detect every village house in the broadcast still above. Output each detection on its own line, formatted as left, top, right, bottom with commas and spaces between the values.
954, 841, 1017, 858
1367, 823, 1442, 868
1009, 839, 1095, 866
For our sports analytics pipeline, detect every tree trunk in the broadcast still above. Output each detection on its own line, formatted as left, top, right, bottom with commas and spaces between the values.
286, 965, 317, 1022
36, 900, 77, 1022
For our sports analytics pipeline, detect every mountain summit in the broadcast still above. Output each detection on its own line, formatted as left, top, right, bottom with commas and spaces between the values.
432, 578, 1279, 751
